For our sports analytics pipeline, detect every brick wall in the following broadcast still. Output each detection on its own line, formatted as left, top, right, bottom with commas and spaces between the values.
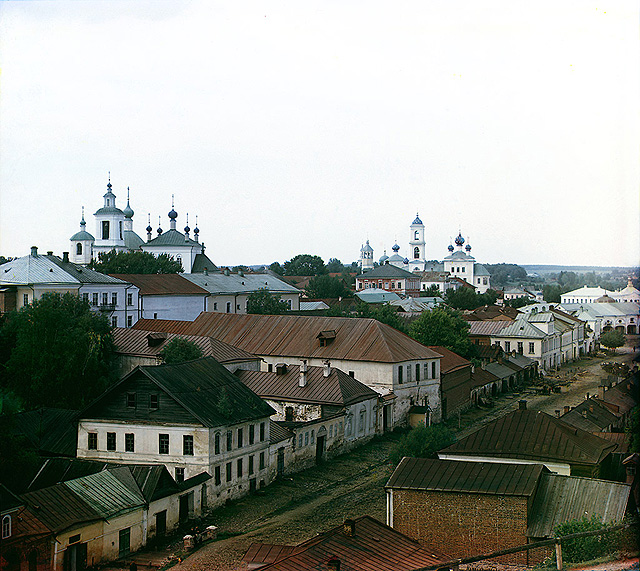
391, 489, 532, 565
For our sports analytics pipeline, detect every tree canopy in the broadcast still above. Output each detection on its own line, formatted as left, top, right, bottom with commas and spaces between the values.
246, 288, 290, 315
89, 250, 183, 274
408, 307, 472, 357
305, 275, 353, 299
282, 254, 326, 276
444, 287, 498, 310
484, 263, 528, 287
355, 302, 407, 333
599, 330, 625, 351
0, 292, 116, 410
389, 424, 456, 465
159, 338, 203, 364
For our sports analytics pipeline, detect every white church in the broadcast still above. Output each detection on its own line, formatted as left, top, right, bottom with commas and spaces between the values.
70, 176, 216, 273
359, 213, 492, 293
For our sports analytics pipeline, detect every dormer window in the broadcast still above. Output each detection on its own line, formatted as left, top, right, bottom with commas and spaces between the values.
317, 330, 336, 347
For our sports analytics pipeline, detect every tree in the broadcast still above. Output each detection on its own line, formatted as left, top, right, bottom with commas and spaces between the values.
159, 338, 203, 364
389, 424, 456, 465
247, 288, 290, 315
326, 258, 345, 273
355, 303, 407, 333
505, 296, 534, 309
0, 292, 115, 409
282, 254, 326, 276
408, 307, 472, 357
420, 284, 442, 298
444, 287, 499, 310
305, 275, 353, 299
484, 263, 528, 287
599, 330, 625, 352
553, 516, 620, 563
89, 250, 183, 274
269, 261, 284, 275
543, 284, 565, 302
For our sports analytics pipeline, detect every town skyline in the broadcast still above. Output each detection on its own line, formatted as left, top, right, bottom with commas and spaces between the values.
1, 1, 638, 268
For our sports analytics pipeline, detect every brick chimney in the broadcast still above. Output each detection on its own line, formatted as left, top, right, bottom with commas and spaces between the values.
299, 360, 308, 387
599, 385, 606, 400
555, 410, 560, 418
324, 360, 332, 377
62, 252, 69, 263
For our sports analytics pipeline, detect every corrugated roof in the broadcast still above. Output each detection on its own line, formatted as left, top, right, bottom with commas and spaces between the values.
123, 230, 145, 251
270, 422, 293, 445
110, 273, 209, 296
183, 272, 301, 294
190, 253, 218, 273
357, 265, 418, 279
0, 254, 80, 285
427, 346, 468, 374
133, 313, 441, 363
112, 327, 258, 363
143, 228, 201, 247
47, 256, 128, 285
354, 290, 401, 303
495, 318, 548, 338
561, 398, 619, 432
484, 361, 517, 380
467, 321, 511, 336
386, 457, 543, 497
238, 365, 378, 406
440, 409, 617, 466
9, 408, 78, 457
527, 473, 631, 538
254, 515, 449, 571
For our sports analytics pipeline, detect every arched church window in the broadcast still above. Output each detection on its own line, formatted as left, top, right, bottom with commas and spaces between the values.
102, 221, 110, 240
77, 243, 82, 255
414, 231, 419, 240
413, 247, 419, 259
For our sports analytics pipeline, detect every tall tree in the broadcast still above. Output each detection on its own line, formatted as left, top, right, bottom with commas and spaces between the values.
159, 338, 203, 364
305, 275, 353, 299
0, 292, 115, 409
326, 258, 345, 273
599, 330, 625, 352
282, 254, 326, 276
355, 303, 407, 333
89, 250, 183, 274
247, 288, 290, 315
408, 307, 472, 357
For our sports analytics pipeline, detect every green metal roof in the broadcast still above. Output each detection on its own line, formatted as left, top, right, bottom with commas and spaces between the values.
144, 229, 201, 247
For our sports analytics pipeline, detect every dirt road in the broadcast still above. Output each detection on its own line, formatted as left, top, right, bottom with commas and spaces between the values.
168, 342, 637, 571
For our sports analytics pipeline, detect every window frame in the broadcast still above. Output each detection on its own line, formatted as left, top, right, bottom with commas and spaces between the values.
88, 432, 98, 450
183, 434, 194, 456
159, 433, 170, 455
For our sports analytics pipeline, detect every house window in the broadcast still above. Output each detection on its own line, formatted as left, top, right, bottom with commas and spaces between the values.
259, 452, 265, 470
285, 407, 294, 422
214, 466, 221, 486
305, 432, 309, 446
107, 432, 116, 451
111, 316, 118, 327
82, 293, 89, 303
175, 467, 185, 483
77, 243, 83, 255
149, 394, 159, 409
415, 364, 420, 382
505, 341, 511, 352
517, 342, 523, 354
111, 293, 118, 306
23, 293, 29, 306
102, 221, 110, 239
424, 363, 429, 379
329, 425, 333, 438
118, 528, 130, 558
414, 247, 420, 259
88, 432, 97, 450
226, 462, 232, 482
125, 433, 135, 452
298, 433, 303, 447
226, 302, 231, 313
2, 516, 11, 539
529, 342, 535, 354
227, 430, 233, 451
407, 365, 412, 382
159, 434, 169, 454
431, 362, 436, 379
92, 293, 99, 306
249, 455, 254, 475
311, 430, 315, 444
398, 365, 403, 384
249, 425, 255, 445
349, 371, 354, 377
213, 302, 218, 311
461, 267, 465, 272
483, 278, 487, 285
119, 221, 123, 240
214, 433, 220, 455
237, 458, 243, 478
102, 293, 108, 306
127, 315, 133, 327
183, 435, 194, 456
126, 393, 136, 408
267, 364, 273, 372
237, 428, 243, 448
260, 422, 265, 441
127, 293, 133, 306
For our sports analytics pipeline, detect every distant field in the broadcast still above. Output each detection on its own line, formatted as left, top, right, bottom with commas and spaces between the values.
522, 265, 637, 275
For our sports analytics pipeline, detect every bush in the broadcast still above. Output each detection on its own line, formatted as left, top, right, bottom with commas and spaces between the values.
554, 516, 621, 563
389, 424, 455, 465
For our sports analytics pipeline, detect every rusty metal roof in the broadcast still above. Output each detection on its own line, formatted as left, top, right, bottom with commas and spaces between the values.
527, 473, 631, 538
238, 365, 378, 406
440, 409, 618, 466
386, 457, 543, 497
252, 515, 449, 571
112, 327, 258, 363
427, 346, 468, 374
467, 321, 511, 336
561, 398, 619, 432
109, 273, 209, 296
270, 422, 293, 445
8, 408, 78, 457
135, 313, 441, 363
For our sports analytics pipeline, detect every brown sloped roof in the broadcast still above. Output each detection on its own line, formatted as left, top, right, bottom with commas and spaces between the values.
427, 346, 469, 374
386, 457, 544, 497
238, 365, 378, 406
440, 409, 617, 466
112, 327, 257, 363
110, 274, 209, 296
135, 313, 441, 363
133, 318, 194, 334
253, 515, 449, 571
470, 367, 499, 388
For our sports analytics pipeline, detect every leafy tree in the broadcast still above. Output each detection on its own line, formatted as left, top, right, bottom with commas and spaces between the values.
232, 265, 249, 272
326, 258, 345, 273
505, 296, 535, 309
389, 424, 456, 465
543, 284, 565, 302
599, 330, 625, 352
269, 261, 285, 275
247, 288, 290, 315
159, 338, 203, 364
305, 275, 353, 299
89, 250, 183, 274
444, 287, 499, 310
484, 263, 528, 287
282, 254, 326, 276
420, 285, 442, 298
0, 416, 41, 493
408, 307, 472, 357
0, 292, 115, 409
553, 516, 620, 563
355, 303, 407, 333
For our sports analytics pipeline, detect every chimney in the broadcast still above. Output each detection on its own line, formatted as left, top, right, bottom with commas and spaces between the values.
518, 400, 527, 410
324, 360, 332, 377
275, 363, 287, 375
47, 251, 53, 256
599, 385, 606, 400
224, 268, 230, 276
471, 364, 475, 374
328, 557, 341, 571
62, 252, 69, 263
589, 405, 594, 413
343, 519, 355, 536
564, 405, 570, 414
204, 267, 208, 276
30, 246, 38, 257
585, 392, 590, 400
555, 409, 560, 418
299, 360, 308, 387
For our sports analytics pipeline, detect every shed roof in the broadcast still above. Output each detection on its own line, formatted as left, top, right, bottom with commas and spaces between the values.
440, 409, 617, 466
527, 473, 631, 538
133, 313, 442, 363
386, 457, 544, 497
560, 398, 619, 432
110, 273, 209, 296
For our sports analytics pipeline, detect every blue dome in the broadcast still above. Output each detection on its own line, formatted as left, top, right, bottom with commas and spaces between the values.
168, 208, 178, 220
412, 213, 423, 225
124, 202, 134, 219
184, 225, 190, 233
448, 244, 454, 252
146, 224, 153, 233
392, 243, 400, 252
465, 244, 472, 252
454, 232, 465, 247
403, 257, 409, 264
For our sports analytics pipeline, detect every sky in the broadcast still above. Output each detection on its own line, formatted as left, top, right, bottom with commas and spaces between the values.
0, 0, 638, 268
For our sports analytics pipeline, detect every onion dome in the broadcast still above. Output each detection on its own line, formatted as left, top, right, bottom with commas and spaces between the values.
403, 257, 409, 264
123, 187, 134, 218
412, 213, 423, 225
392, 243, 400, 252
379, 250, 389, 263
157, 216, 163, 235
184, 223, 190, 233
465, 244, 472, 252
146, 213, 153, 234
454, 232, 465, 247
168, 207, 178, 220
448, 244, 454, 252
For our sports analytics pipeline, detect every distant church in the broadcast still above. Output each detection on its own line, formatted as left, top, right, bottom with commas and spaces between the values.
70, 176, 216, 273
358, 213, 492, 293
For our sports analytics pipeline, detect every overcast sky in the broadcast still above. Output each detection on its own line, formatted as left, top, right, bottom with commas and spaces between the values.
1, 1, 638, 268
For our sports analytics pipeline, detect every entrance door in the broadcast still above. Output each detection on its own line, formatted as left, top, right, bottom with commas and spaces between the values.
155, 511, 167, 538
277, 447, 285, 477
179, 494, 189, 524
249, 478, 257, 493
64, 543, 87, 571
118, 528, 130, 558
316, 436, 326, 463
382, 405, 389, 432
